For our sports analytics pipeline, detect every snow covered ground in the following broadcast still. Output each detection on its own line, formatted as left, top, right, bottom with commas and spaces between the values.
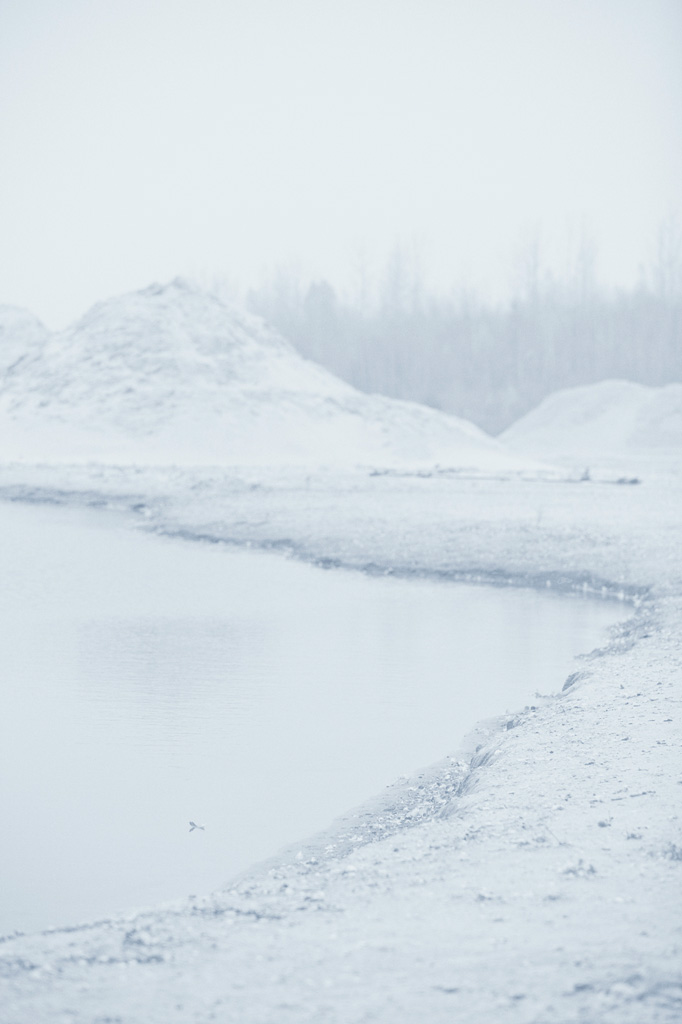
0, 458, 680, 1024
0, 287, 680, 1021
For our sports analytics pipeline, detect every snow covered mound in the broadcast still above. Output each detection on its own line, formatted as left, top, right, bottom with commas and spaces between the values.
0, 279, 523, 469
501, 379, 682, 467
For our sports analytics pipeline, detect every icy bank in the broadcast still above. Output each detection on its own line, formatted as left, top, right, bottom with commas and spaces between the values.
0, 463, 680, 1023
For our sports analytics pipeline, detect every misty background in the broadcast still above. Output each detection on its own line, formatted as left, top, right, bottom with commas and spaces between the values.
1, 0, 681, 434
243, 223, 681, 433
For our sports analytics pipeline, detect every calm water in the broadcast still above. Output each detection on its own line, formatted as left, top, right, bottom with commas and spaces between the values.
0, 500, 623, 935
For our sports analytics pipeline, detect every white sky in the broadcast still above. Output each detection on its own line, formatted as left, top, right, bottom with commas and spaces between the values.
1, 0, 681, 327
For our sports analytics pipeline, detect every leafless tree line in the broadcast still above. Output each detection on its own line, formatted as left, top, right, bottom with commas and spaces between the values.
244, 225, 682, 434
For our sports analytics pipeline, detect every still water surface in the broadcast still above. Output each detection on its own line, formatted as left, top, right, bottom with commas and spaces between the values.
0, 501, 623, 934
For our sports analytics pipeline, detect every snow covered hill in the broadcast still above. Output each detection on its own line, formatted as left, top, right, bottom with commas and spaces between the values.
0, 279, 524, 470
501, 379, 682, 470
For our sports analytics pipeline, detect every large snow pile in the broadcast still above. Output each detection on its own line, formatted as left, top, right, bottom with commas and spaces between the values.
501, 379, 682, 466
0, 279, 522, 469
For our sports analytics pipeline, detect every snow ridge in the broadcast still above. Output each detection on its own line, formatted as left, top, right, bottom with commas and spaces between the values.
0, 306, 49, 375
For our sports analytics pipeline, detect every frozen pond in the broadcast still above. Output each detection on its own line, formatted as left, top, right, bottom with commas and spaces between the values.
0, 500, 624, 935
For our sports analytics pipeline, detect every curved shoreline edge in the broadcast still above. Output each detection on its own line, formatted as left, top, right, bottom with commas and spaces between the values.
0, 463, 680, 1024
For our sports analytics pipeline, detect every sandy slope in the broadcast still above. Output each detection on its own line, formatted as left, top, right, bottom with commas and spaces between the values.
0, 461, 680, 1024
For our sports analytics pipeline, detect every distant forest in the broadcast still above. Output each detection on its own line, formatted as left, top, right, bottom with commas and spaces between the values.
244, 228, 682, 435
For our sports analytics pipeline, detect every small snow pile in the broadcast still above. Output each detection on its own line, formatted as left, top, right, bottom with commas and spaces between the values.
0, 279, 523, 470
501, 379, 682, 469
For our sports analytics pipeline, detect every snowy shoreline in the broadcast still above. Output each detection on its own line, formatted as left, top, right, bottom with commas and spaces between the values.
1, 463, 681, 1023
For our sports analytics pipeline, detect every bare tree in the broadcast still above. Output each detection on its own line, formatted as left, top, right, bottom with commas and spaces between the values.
653, 214, 682, 300
246, 234, 681, 435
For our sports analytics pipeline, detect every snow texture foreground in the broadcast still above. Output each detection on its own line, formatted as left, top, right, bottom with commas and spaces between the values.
0, 463, 680, 1024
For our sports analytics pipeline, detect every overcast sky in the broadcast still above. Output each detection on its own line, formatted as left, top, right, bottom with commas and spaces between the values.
1, 0, 681, 328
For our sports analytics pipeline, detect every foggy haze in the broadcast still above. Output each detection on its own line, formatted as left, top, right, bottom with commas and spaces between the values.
1, 0, 681, 327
